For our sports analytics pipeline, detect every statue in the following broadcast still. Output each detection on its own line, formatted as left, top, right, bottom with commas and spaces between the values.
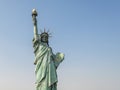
32, 9, 64, 90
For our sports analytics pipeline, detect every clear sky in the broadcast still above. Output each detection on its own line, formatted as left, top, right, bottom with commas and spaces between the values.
0, 0, 120, 90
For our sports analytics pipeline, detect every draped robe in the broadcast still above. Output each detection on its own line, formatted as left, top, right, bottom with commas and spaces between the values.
33, 39, 63, 90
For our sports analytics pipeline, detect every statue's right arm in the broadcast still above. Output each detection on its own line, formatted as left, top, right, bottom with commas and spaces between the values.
32, 15, 40, 54
33, 15, 39, 41
32, 9, 40, 65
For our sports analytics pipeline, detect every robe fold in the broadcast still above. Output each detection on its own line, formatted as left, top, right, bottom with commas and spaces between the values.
33, 40, 63, 90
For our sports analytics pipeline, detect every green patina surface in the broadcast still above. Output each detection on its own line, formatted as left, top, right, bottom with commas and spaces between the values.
32, 9, 64, 90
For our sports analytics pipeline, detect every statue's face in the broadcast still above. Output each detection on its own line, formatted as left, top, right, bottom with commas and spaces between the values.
41, 34, 48, 43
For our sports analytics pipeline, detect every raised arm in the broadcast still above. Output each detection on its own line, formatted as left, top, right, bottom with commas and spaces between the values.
32, 9, 38, 41
32, 9, 40, 54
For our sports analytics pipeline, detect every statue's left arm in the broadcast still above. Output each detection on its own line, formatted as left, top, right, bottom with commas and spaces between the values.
52, 52, 64, 68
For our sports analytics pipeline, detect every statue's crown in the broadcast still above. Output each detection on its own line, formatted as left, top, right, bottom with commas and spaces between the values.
40, 28, 51, 38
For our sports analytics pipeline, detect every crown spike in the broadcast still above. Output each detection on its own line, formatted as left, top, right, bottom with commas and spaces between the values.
47, 29, 50, 33
40, 29, 43, 33
40, 28, 52, 38
44, 28, 46, 32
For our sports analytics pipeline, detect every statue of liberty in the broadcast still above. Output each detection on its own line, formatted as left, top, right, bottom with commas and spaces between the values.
32, 9, 64, 90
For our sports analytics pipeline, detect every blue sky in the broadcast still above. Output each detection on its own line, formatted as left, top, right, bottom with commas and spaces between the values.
0, 0, 120, 90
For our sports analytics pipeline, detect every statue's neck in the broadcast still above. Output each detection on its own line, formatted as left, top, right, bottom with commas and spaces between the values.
41, 42, 49, 46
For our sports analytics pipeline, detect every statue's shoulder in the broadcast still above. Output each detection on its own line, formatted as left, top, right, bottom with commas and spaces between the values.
47, 47, 52, 52
32, 37, 41, 45
32, 37, 41, 53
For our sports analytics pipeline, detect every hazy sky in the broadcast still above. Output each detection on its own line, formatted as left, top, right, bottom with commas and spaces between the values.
0, 0, 120, 90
